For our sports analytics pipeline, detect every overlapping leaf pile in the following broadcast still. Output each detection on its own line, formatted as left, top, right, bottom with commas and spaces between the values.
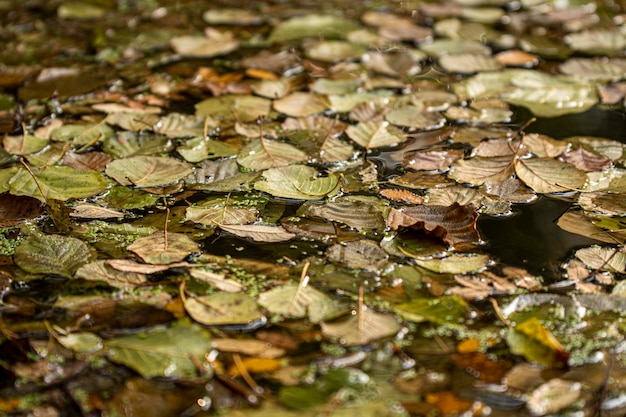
1, 1, 626, 416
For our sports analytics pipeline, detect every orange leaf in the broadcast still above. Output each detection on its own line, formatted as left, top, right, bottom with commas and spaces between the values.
425, 391, 475, 415
227, 357, 283, 376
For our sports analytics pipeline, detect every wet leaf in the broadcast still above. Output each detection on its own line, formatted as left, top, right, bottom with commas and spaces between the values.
50, 122, 114, 146
506, 317, 569, 368
14, 233, 94, 277
526, 379, 582, 416
387, 203, 480, 248
394, 296, 469, 324
3, 134, 47, 155
127, 232, 199, 265
346, 121, 406, 149
75, 260, 147, 289
439, 53, 502, 74
414, 253, 489, 274
306, 41, 365, 62
189, 269, 243, 293
237, 138, 308, 170
70, 204, 125, 219
321, 309, 401, 345
177, 137, 238, 163
185, 195, 261, 226
450, 156, 515, 185
514, 157, 587, 193
170, 35, 239, 58
9, 166, 107, 202
105, 320, 212, 379
56, 332, 103, 354
254, 165, 340, 200
0, 194, 44, 227
385, 106, 445, 129
273, 92, 328, 117
268, 14, 359, 43
218, 224, 296, 243
561, 146, 612, 172
404, 148, 464, 171
575, 246, 626, 273
212, 338, 284, 358
258, 284, 346, 323
298, 196, 387, 233
325, 240, 388, 271
105, 156, 193, 188
184, 292, 264, 326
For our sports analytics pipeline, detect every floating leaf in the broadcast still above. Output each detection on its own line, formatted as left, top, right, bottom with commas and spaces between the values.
237, 138, 308, 170
273, 92, 328, 117
184, 292, 264, 326
218, 224, 296, 243
3, 134, 48, 155
325, 240, 388, 271
526, 379, 582, 416
9, 166, 107, 202
395, 296, 469, 324
185, 195, 261, 226
268, 14, 359, 43
14, 233, 94, 277
346, 121, 406, 149
404, 148, 464, 171
70, 204, 125, 219
561, 146, 612, 172
170, 35, 239, 58
105, 320, 212, 378
189, 269, 243, 293
211, 338, 284, 358
127, 232, 199, 265
414, 253, 489, 274
298, 196, 387, 233
514, 157, 587, 193
385, 106, 445, 129
177, 137, 238, 163
306, 41, 365, 62
439, 53, 502, 74
321, 309, 401, 345
575, 246, 626, 273
387, 203, 480, 248
56, 332, 103, 354
105, 156, 193, 188
450, 156, 515, 186
0, 194, 44, 227
258, 284, 346, 323
50, 122, 114, 145
254, 165, 340, 200
75, 260, 147, 288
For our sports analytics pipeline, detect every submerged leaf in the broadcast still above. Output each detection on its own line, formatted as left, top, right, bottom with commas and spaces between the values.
184, 292, 264, 326
127, 232, 199, 265
321, 309, 401, 345
395, 296, 469, 324
506, 317, 569, 368
105, 320, 212, 378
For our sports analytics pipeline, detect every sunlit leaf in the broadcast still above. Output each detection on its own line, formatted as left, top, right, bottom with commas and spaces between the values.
14, 233, 94, 277
184, 292, 264, 326
268, 14, 360, 43
177, 137, 238, 163
254, 165, 340, 200
565, 28, 626, 55
102, 131, 173, 158
439, 53, 502, 74
273, 92, 328, 117
70, 204, 125, 219
321, 309, 401, 345
170, 35, 239, 58
50, 122, 114, 145
75, 260, 148, 288
237, 138, 308, 170
189, 269, 243, 293
385, 106, 445, 129
420, 39, 490, 57
526, 379, 582, 416
3, 134, 47, 155
212, 338, 284, 358
105, 320, 212, 378
218, 224, 296, 243
258, 284, 346, 323
561, 146, 612, 172
56, 332, 103, 353
346, 121, 406, 149
514, 157, 587, 193
185, 195, 261, 226
127, 232, 199, 265
414, 253, 489, 274
575, 246, 626, 273
404, 148, 464, 171
450, 156, 515, 185
105, 156, 193, 188
305, 41, 365, 62
9, 166, 107, 202
203, 9, 264, 25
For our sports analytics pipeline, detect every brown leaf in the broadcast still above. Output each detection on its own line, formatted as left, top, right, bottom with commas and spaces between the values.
63, 151, 113, 172
474, 138, 522, 157
403, 149, 464, 171
386, 203, 480, 248
522, 133, 567, 158
560, 146, 612, 172
325, 239, 388, 271
0, 194, 45, 227
379, 189, 425, 204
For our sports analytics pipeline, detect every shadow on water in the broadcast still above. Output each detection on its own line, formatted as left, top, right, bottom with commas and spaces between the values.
478, 106, 626, 282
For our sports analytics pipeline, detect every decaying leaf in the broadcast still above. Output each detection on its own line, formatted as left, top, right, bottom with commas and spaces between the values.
254, 165, 340, 200
514, 157, 587, 193
127, 232, 199, 265
184, 292, 264, 326
321, 308, 401, 345
105, 156, 193, 188
218, 224, 296, 243
258, 284, 346, 323
325, 239, 388, 271
14, 233, 94, 277
189, 269, 243, 293
75, 260, 148, 289
346, 120, 406, 149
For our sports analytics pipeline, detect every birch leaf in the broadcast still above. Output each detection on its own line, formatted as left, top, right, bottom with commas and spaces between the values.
575, 246, 626, 273
254, 165, 340, 200
346, 121, 406, 149
105, 156, 193, 188
514, 157, 587, 193
237, 138, 308, 170
14, 233, 94, 277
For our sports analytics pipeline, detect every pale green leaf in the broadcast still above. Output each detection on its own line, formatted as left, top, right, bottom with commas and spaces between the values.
105, 156, 193, 188
258, 284, 346, 323
346, 121, 406, 149
184, 292, 264, 326
413, 253, 489, 274
254, 165, 340, 200
170, 35, 239, 58
127, 232, 199, 265
105, 320, 212, 378
14, 233, 94, 277
394, 296, 469, 324
185, 196, 260, 226
268, 14, 360, 43
237, 138, 308, 170
9, 166, 107, 202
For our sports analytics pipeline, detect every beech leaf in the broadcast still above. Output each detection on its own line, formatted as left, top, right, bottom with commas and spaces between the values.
9, 166, 107, 202
320, 309, 401, 346
105, 156, 193, 188
127, 232, 199, 265
218, 224, 296, 243
346, 120, 406, 149
258, 284, 346, 323
514, 157, 587, 193
254, 165, 340, 200
237, 138, 308, 170
184, 292, 264, 326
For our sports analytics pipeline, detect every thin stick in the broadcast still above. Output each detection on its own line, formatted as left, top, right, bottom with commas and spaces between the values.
163, 197, 170, 251
19, 158, 47, 203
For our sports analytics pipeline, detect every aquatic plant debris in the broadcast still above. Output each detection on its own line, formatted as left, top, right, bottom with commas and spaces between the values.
1, 0, 626, 416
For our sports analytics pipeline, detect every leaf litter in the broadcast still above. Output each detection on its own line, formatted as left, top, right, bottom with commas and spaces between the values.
1, 0, 626, 416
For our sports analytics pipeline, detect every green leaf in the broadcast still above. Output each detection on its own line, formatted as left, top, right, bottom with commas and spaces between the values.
184, 292, 264, 326
57, 332, 103, 353
258, 284, 347, 323
105, 320, 212, 378
394, 296, 469, 324
413, 253, 489, 274
105, 156, 193, 188
14, 233, 94, 277
268, 14, 360, 43
177, 136, 238, 163
320, 309, 401, 345
9, 166, 107, 202
50, 123, 114, 145
127, 232, 199, 265
506, 317, 569, 368
237, 138, 308, 170
185, 195, 261, 226
254, 165, 340, 200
